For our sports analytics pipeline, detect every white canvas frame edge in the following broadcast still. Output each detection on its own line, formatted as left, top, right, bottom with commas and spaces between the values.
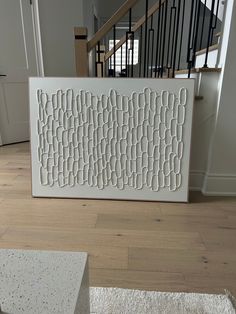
29, 77, 195, 202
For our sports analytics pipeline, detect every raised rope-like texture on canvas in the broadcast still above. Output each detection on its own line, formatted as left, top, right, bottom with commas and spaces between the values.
36, 87, 187, 191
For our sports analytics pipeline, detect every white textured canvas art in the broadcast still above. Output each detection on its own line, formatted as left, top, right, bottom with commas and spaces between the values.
30, 78, 194, 202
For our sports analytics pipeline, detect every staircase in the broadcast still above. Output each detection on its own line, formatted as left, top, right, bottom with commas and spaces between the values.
74, 0, 224, 106
73, 0, 226, 192
74, 0, 223, 80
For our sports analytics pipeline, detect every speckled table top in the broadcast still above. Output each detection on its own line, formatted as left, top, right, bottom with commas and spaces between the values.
0, 249, 88, 314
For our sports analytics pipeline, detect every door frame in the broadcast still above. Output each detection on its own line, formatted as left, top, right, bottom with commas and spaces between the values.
0, 0, 44, 146
31, 0, 44, 77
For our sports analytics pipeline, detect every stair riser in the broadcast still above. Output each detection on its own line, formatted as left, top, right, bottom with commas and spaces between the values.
195, 49, 218, 68
175, 73, 200, 95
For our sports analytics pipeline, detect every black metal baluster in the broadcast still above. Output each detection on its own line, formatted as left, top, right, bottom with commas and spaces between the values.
125, 9, 134, 78
199, 0, 207, 50
121, 45, 123, 72
204, 0, 216, 67
139, 26, 143, 77
210, 0, 220, 45
154, 0, 162, 78
127, 43, 132, 77
129, 8, 132, 40
128, 49, 130, 77
161, 1, 168, 78
96, 41, 104, 77
192, 0, 201, 68
158, 3, 164, 77
150, 18, 155, 78
170, 1, 177, 77
131, 40, 134, 77
166, 0, 174, 77
177, 0, 185, 70
128, 8, 132, 78
108, 57, 111, 76
113, 25, 116, 77
143, 0, 149, 77
186, 0, 195, 77
129, 9, 134, 77
126, 32, 128, 77
172, 0, 181, 77
95, 46, 98, 77
147, 15, 154, 77
191, 0, 198, 51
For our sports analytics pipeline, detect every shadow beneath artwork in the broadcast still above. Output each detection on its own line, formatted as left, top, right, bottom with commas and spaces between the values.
189, 191, 236, 204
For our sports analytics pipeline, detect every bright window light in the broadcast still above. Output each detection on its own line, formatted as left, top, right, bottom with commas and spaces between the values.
109, 39, 139, 73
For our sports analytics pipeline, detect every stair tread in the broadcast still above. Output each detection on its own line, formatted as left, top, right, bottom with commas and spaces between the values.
175, 67, 221, 75
195, 44, 219, 56
215, 32, 222, 37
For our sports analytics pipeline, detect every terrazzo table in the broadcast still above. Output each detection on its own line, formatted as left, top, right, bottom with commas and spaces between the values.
0, 249, 89, 314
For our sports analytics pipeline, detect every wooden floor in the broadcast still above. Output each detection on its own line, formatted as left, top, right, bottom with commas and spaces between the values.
0, 142, 236, 295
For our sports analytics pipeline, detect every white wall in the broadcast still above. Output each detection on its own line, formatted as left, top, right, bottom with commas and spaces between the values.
189, 72, 220, 190
97, 0, 158, 21
82, 0, 100, 76
38, 0, 84, 77
83, 0, 99, 38
203, 0, 236, 195
202, 0, 225, 20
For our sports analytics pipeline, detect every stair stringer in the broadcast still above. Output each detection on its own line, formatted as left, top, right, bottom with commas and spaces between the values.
176, 71, 221, 190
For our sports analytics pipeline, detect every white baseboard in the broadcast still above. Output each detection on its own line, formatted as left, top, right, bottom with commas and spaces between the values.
189, 171, 236, 196
189, 171, 205, 191
202, 173, 236, 196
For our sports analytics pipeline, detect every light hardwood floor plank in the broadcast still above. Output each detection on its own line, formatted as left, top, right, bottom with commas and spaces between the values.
95, 212, 235, 232
183, 273, 236, 295
89, 268, 188, 292
201, 229, 236, 251
0, 142, 236, 295
0, 226, 205, 250
129, 247, 236, 275
0, 241, 128, 270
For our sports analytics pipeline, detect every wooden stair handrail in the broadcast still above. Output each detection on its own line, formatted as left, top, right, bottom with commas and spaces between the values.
195, 43, 218, 57
87, 0, 140, 52
104, 0, 167, 62
175, 67, 221, 75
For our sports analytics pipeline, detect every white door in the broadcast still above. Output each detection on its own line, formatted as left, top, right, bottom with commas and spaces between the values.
0, 0, 38, 145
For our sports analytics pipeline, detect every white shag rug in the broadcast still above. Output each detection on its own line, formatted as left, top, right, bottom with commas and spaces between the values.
90, 287, 236, 314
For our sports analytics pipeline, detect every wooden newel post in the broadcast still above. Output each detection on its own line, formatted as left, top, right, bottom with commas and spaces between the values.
74, 27, 89, 77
